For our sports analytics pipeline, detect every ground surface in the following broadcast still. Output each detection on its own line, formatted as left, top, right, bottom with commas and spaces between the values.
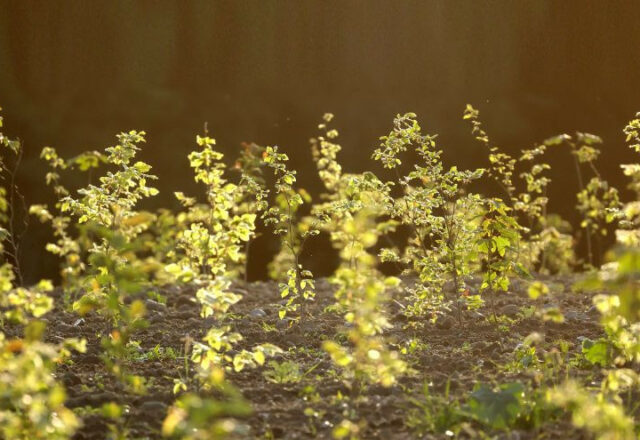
15, 275, 609, 439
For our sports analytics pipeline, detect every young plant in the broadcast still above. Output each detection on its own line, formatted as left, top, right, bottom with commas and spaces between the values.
166, 135, 280, 382
372, 113, 483, 322
544, 132, 622, 267
515, 144, 551, 270
406, 381, 462, 436
0, 246, 83, 440
527, 281, 564, 324
0, 327, 85, 439
231, 141, 268, 280
464, 105, 557, 272
0, 117, 86, 437
323, 267, 406, 388
548, 380, 636, 440
476, 198, 524, 321
463, 104, 516, 200
0, 108, 28, 284
61, 130, 158, 391
0, 275, 81, 439
167, 134, 257, 318
537, 214, 576, 274
30, 147, 107, 297
163, 386, 252, 439
580, 238, 640, 365
465, 382, 555, 431
167, 330, 279, 438
310, 113, 395, 272
261, 146, 317, 320
555, 113, 640, 439
617, 112, 640, 246
262, 360, 303, 384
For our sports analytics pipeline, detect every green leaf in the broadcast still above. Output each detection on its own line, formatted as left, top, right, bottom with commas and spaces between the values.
467, 383, 525, 429
253, 350, 266, 366
582, 339, 610, 367
528, 281, 549, 300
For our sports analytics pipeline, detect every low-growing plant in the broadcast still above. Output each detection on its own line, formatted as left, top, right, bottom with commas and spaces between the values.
0, 329, 85, 439
527, 281, 565, 324
125, 342, 179, 362
332, 419, 362, 440
0, 275, 86, 439
323, 267, 406, 388
548, 380, 636, 440
262, 360, 303, 384
464, 382, 556, 432
405, 381, 462, 436
476, 198, 525, 320
163, 389, 252, 439
261, 146, 317, 320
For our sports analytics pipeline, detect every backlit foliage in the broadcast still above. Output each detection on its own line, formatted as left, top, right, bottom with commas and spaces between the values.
311, 113, 393, 272
373, 113, 484, 321
166, 135, 281, 398
261, 146, 317, 320
0, 109, 85, 439
167, 135, 256, 318
2, 104, 640, 439
545, 132, 622, 267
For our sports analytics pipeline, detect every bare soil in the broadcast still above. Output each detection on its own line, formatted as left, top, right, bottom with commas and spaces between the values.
14, 274, 608, 439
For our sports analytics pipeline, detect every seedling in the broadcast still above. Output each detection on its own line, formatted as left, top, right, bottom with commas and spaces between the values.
261, 146, 317, 319
544, 132, 621, 267
311, 113, 394, 272
263, 360, 303, 384
476, 198, 524, 321
323, 268, 406, 388
406, 381, 461, 436
31, 146, 106, 299
59, 130, 158, 391
167, 134, 257, 318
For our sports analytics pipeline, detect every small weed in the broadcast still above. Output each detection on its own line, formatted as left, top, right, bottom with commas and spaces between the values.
263, 360, 304, 384
406, 381, 461, 436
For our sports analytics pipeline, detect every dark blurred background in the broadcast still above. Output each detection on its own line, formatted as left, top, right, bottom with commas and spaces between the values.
1, 1, 639, 283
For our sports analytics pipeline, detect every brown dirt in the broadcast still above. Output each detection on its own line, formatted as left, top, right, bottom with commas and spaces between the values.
15, 274, 608, 439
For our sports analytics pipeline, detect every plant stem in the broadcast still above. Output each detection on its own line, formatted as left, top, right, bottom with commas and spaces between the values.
572, 150, 593, 266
